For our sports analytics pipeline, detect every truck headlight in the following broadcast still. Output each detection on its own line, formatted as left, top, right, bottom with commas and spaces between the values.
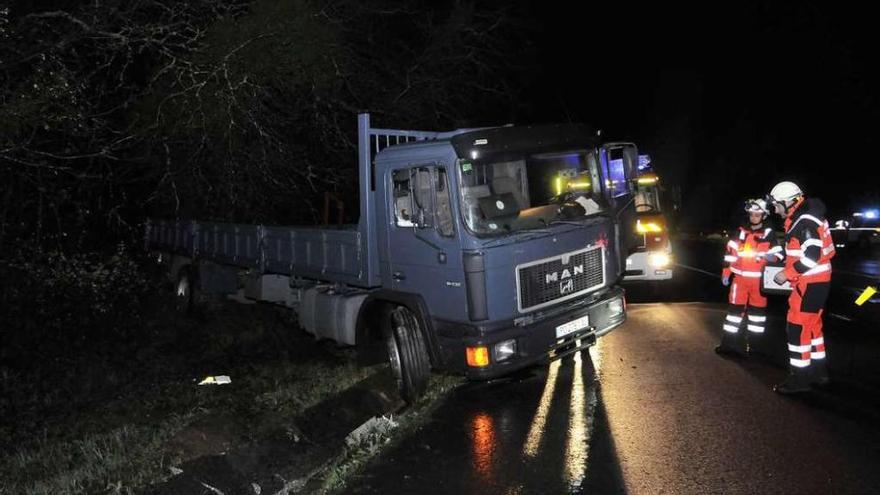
608, 298, 624, 316
493, 339, 517, 362
649, 253, 670, 268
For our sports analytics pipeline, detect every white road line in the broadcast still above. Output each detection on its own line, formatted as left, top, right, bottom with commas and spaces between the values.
675, 263, 721, 279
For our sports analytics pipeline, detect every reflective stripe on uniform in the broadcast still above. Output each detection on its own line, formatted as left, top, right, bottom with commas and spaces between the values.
788, 344, 812, 353
790, 358, 811, 368
822, 245, 835, 256
723, 324, 739, 333
748, 315, 767, 322
811, 337, 824, 346
803, 263, 831, 277
747, 324, 764, 333
730, 267, 762, 278
812, 351, 826, 359
786, 249, 802, 256
724, 255, 738, 262
726, 315, 743, 323
801, 239, 823, 249
789, 214, 823, 232
728, 241, 739, 250
799, 256, 818, 268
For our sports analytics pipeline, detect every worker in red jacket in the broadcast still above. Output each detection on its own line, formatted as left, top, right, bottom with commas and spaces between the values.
768, 181, 835, 394
717, 198, 783, 357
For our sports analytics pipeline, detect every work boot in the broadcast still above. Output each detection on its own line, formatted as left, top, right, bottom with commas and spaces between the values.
715, 344, 747, 358
811, 360, 831, 388
774, 370, 812, 395
715, 331, 747, 358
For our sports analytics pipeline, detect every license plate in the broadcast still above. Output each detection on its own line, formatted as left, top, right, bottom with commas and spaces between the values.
556, 314, 590, 338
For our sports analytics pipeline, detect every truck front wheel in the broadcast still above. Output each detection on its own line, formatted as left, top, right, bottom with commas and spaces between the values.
384, 305, 430, 404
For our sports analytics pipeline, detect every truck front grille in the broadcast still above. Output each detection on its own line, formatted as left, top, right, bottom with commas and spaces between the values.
516, 246, 605, 313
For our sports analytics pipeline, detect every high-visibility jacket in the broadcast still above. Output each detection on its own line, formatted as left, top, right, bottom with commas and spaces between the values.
722, 225, 783, 280
783, 198, 835, 284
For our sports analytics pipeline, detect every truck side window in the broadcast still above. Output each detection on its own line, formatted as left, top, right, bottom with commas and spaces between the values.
392, 169, 415, 227
392, 167, 436, 229
411, 167, 435, 228
436, 167, 455, 237
605, 153, 627, 198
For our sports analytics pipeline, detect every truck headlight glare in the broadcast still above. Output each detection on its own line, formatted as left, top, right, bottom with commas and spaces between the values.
650, 253, 670, 268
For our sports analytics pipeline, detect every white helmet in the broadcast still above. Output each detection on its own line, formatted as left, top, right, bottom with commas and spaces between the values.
769, 181, 803, 202
744, 198, 770, 216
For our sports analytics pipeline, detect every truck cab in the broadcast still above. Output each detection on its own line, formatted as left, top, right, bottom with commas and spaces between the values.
370, 123, 635, 382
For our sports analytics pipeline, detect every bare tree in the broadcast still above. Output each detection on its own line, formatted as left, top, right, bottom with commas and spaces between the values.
0, 0, 526, 253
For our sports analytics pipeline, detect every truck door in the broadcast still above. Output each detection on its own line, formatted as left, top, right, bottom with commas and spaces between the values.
384, 163, 466, 320
599, 142, 640, 277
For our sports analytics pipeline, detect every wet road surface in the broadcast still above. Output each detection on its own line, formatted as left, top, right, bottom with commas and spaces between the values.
342, 240, 880, 494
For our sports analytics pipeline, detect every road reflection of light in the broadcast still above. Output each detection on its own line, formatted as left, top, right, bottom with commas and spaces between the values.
470, 411, 496, 481
589, 340, 604, 378
565, 351, 588, 488
522, 360, 561, 458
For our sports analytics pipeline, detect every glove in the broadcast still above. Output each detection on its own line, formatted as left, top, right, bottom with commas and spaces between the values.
722, 275, 731, 286
773, 270, 788, 285
764, 253, 778, 262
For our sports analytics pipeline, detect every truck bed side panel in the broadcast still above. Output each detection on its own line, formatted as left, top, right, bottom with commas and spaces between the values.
262, 226, 363, 283
147, 219, 367, 286
197, 222, 261, 269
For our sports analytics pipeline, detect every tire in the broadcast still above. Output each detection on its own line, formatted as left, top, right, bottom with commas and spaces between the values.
384, 305, 431, 404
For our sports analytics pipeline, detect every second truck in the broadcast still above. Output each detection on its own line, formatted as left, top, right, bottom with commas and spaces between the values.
622, 159, 674, 282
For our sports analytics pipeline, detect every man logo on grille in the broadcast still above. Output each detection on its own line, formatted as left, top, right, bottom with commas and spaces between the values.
560, 279, 574, 295
545, 264, 584, 284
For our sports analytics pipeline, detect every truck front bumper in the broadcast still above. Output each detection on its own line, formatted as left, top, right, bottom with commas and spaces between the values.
434, 286, 626, 380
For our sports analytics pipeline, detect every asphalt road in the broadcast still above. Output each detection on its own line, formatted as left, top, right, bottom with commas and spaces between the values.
342, 241, 880, 495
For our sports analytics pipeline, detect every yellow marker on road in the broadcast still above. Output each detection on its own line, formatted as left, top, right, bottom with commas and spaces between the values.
855, 286, 877, 306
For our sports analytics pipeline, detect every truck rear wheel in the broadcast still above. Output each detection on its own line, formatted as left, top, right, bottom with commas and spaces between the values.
174, 268, 201, 316
384, 305, 430, 404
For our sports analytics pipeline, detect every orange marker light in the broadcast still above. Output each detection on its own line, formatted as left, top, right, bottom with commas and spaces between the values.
466, 346, 490, 367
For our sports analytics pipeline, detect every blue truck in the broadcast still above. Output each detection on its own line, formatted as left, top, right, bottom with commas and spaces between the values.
146, 114, 640, 402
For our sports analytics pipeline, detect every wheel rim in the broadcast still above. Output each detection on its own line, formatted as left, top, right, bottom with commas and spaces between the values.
176, 275, 191, 312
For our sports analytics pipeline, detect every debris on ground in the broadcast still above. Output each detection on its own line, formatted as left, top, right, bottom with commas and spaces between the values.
198, 375, 232, 385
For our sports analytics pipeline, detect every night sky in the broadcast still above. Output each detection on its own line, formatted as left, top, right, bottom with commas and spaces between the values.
521, 1, 877, 229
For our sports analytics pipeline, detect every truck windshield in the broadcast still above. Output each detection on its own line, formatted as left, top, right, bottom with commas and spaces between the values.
634, 180, 662, 213
458, 150, 605, 236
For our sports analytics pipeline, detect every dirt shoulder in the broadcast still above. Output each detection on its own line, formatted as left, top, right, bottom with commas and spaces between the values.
0, 292, 412, 494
